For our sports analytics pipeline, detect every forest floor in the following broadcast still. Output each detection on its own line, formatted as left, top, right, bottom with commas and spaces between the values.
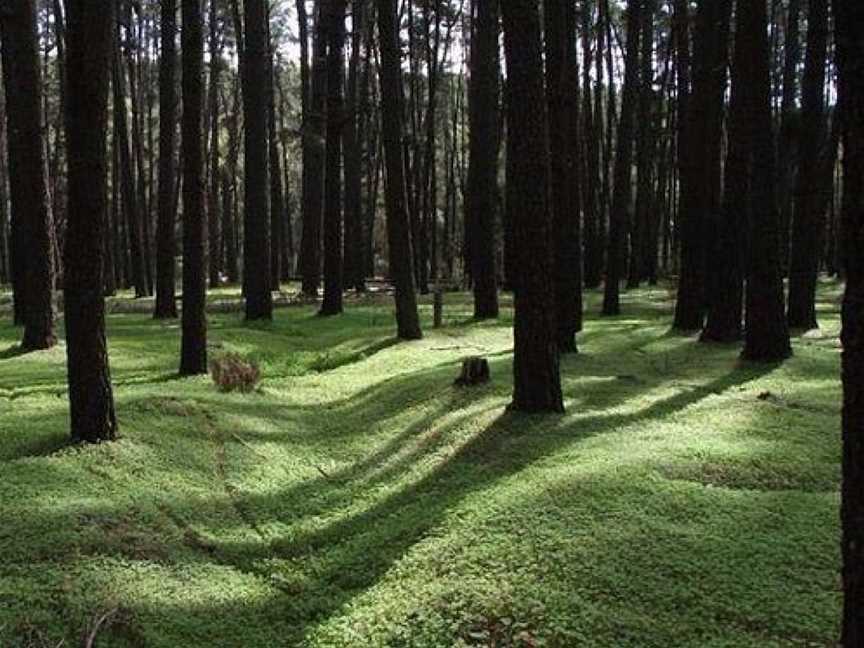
0, 281, 844, 647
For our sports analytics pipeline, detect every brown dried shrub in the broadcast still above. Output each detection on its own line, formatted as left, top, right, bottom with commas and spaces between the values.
210, 353, 260, 393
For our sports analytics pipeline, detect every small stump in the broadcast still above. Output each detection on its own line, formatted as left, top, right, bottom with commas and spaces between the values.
433, 288, 444, 328
454, 356, 490, 387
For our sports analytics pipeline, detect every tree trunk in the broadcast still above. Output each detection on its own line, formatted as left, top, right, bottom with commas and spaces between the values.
602, 0, 642, 317
112, 31, 150, 299
223, 76, 241, 284
126, 23, 154, 296
673, 0, 730, 331
343, 0, 366, 292
277, 68, 295, 280
207, 0, 223, 289
179, 0, 208, 376
376, 0, 422, 340
301, 3, 327, 297
582, 0, 602, 290
242, 0, 273, 320
628, 0, 656, 289
63, 0, 117, 443
467, 0, 500, 319
320, 0, 347, 316
836, 2, 864, 641
740, 0, 792, 363
0, 97, 8, 286
154, 0, 178, 318
0, 0, 57, 350
777, 0, 802, 276
701, 0, 744, 344
545, 0, 581, 350
787, 0, 830, 331
501, 0, 563, 413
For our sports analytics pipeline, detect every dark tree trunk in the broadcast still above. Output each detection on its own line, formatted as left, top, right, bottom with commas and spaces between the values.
126, 25, 153, 296
103, 171, 117, 297
112, 127, 129, 290
277, 69, 295, 280
836, 2, 864, 641
179, 0, 208, 376
582, 0, 602, 291
740, 0, 792, 363
320, 0, 347, 316
701, 0, 744, 344
602, 0, 642, 317
628, 0, 656, 289
207, 0, 223, 289
601, 0, 617, 263
673, 0, 731, 331
301, 3, 326, 297
787, 0, 830, 331
268, 26, 285, 292
545, 0, 581, 350
777, 0, 802, 275
63, 0, 117, 443
0, 0, 56, 350
242, 0, 273, 320
154, 0, 178, 318
376, 0, 422, 340
295, 0, 311, 281
671, 0, 689, 273
0, 101, 8, 287
501, 0, 563, 414
343, 0, 366, 292
421, 0, 442, 290
112, 32, 150, 299
223, 77, 241, 284
467, 0, 500, 320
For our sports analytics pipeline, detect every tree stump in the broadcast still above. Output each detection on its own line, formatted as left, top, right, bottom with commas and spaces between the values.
454, 357, 490, 387
433, 288, 443, 328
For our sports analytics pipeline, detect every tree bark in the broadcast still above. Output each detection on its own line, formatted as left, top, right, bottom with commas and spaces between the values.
701, 0, 744, 344
223, 76, 241, 284
179, 0, 208, 376
301, 3, 327, 296
501, 0, 563, 413
777, 0, 802, 275
545, 0, 581, 350
673, 0, 731, 331
112, 30, 150, 299
320, 0, 347, 316
0, 95, 8, 287
835, 0, 864, 641
1, 0, 57, 350
787, 0, 830, 331
628, 0, 656, 289
242, 0, 273, 320
376, 0, 422, 340
582, 0, 603, 290
467, 0, 500, 319
740, 0, 792, 363
154, 0, 178, 318
602, 0, 642, 317
63, 0, 117, 443
343, 0, 366, 292
207, 0, 223, 289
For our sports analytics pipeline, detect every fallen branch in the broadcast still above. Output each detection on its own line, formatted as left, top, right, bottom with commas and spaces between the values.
82, 608, 117, 648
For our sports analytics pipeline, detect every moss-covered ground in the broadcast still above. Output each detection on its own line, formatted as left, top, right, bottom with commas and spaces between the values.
0, 282, 844, 646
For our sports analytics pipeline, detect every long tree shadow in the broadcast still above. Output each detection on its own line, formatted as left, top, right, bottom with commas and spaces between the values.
0, 331, 790, 645
0, 344, 30, 360
180, 356, 780, 641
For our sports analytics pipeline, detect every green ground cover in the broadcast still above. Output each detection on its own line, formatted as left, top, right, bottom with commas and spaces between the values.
0, 282, 844, 646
